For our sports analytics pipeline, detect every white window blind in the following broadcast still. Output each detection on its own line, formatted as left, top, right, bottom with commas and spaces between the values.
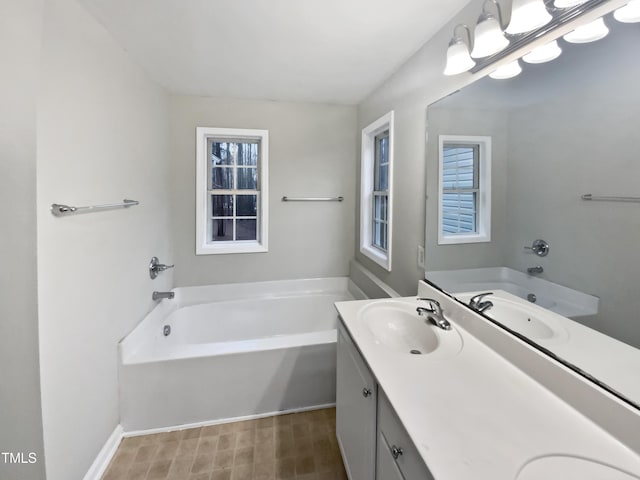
441, 144, 479, 235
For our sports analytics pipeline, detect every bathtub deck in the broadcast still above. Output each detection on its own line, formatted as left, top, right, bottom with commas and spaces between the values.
102, 408, 347, 480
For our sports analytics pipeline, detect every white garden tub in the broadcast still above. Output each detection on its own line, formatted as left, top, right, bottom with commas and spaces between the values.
119, 277, 362, 432
426, 267, 599, 318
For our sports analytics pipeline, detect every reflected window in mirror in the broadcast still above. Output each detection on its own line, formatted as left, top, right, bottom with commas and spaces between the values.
437, 135, 491, 245
360, 111, 394, 271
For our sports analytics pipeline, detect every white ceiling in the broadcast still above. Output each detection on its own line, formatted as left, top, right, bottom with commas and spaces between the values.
78, 0, 471, 105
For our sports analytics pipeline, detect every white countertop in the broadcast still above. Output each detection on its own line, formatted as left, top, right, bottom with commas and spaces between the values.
335, 283, 640, 480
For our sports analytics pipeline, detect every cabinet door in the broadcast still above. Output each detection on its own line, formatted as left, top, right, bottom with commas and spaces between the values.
377, 390, 435, 480
336, 321, 376, 480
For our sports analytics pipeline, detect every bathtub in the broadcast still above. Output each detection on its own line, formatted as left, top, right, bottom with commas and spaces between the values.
426, 267, 599, 318
119, 277, 363, 432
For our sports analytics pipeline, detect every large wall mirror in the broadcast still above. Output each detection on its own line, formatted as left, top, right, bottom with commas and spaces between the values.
425, 9, 640, 408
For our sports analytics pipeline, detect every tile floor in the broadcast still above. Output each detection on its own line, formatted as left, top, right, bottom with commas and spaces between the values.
101, 408, 347, 480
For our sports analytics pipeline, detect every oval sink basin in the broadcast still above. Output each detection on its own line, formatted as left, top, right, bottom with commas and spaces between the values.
517, 455, 640, 480
357, 301, 462, 358
488, 299, 556, 339
457, 292, 569, 342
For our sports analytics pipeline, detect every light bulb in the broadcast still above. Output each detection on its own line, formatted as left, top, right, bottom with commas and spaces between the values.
564, 17, 609, 43
523, 40, 562, 64
614, 0, 640, 23
506, 0, 552, 34
444, 39, 475, 75
471, 13, 509, 58
489, 60, 522, 79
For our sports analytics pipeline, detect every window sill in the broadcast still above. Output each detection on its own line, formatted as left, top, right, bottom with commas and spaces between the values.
360, 244, 391, 271
196, 241, 268, 255
437, 233, 491, 245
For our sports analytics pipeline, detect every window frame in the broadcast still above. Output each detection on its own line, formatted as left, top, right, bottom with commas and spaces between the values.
360, 111, 394, 271
195, 127, 269, 255
437, 135, 491, 245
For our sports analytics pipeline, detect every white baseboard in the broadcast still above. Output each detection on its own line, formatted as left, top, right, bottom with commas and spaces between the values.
124, 403, 336, 438
83, 424, 123, 480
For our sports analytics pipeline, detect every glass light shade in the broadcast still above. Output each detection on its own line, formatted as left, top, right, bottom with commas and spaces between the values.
614, 0, 640, 23
522, 40, 562, 64
506, 0, 552, 34
554, 0, 588, 7
489, 60, 522, 79
471, 14, 509, 58
443, 40, 476, 75
563, 17, 609, 43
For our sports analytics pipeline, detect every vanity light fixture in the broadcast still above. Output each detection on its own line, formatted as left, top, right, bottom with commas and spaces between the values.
443, 24, 476, 75
471, 0, 509, 58
506, 0, 553, 34
522, 39, 563, 63
614, 0, 640, 22
553, 0, 589, 7
563, 17, 609, 43
443, 0, 617, 77
489, 59, 522, 79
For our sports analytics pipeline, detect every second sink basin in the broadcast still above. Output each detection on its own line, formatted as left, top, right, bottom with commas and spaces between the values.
457, 291, 569, 343
517, 455, 640, 480
357, 300, 463, 358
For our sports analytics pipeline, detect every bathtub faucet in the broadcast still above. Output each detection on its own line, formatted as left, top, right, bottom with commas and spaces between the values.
152, 291, 174, 301
527, 265, 544, 275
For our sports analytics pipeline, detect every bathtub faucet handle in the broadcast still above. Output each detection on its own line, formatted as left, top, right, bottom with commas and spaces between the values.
149, 256, 175, 279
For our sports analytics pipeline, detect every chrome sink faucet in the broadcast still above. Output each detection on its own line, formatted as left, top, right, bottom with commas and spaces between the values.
416, 298, 451, 330
469, 292, 494, 313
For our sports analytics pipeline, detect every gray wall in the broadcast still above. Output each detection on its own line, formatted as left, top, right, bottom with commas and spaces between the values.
169, 96, 357, 287
425, 107, 509, 271
355, 0, 494, 296
0, 1, 46, 479
36, 0, 172, 478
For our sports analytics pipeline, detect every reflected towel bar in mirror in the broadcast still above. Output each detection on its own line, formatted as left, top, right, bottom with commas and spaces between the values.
281, 196, 344, 202
581, 194, 640, 203
51, 199, 139, 217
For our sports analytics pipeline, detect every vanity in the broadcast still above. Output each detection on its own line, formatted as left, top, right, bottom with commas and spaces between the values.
334, 281, 640, 480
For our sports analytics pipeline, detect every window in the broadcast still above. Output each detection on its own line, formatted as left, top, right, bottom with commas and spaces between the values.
360, 111, 394, 270
438, 135, 491, 245
196, 127, 268, 254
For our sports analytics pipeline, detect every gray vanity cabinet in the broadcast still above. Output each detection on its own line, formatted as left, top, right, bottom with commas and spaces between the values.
337, 321, 377, 480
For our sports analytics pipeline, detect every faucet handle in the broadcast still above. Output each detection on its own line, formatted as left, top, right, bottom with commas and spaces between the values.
524, 239, 549, 257
417, 297, 442, 315
468, 292, 495, 313
149, 256, 175, 279
469, 292, 493, 302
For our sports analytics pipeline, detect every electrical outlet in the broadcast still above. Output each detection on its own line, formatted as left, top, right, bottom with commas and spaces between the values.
417, 246, 425, 268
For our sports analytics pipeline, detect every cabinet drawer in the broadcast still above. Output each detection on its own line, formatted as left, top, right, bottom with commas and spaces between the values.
377, 390, 434, 480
